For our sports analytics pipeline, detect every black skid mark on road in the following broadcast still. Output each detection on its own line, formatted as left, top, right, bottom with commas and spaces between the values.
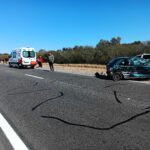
144, 106, 150, 110
33, 82, 39, 86
41, 110, 150, 131
104, 82, 130, 89
7, 81, 42, 94
32, 92, 64, 111
104, 83, 120, 88
114, 91, 122, 104
7, 87, 23, 93
8, 88, 52, 95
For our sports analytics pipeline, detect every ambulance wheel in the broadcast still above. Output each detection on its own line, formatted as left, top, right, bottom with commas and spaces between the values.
9, 63, 12, 68
31, 66, 34, 69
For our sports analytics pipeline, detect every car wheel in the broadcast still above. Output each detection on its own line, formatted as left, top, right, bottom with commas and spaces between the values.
112, 73, 122, 81
106, 72, 111, 78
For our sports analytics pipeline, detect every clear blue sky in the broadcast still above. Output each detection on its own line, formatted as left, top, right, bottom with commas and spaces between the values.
0, 0, 150, 53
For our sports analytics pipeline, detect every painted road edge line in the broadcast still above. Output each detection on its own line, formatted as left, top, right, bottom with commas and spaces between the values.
0, 113, 29, 150
25, 74, 44, 79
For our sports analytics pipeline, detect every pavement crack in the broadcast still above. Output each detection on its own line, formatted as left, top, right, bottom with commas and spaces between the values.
41, 110, 150, 131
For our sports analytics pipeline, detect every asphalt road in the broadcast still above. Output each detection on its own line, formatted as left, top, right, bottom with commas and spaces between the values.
0, 64, 150, 150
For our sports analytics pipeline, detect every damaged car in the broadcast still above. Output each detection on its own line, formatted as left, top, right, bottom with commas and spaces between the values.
106, 54, 150, 81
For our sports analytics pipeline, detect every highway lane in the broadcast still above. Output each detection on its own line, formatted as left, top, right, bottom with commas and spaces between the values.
0, 65, 150, 150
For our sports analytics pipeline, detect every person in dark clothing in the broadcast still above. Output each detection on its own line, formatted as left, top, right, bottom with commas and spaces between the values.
47, 52, 54, 71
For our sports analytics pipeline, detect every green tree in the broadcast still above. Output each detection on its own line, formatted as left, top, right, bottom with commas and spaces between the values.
110, 37, 121, 45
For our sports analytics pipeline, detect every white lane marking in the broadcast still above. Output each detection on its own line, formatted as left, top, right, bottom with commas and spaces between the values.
0, 113, 29, 150
25, 74, 44, 80
5, 69, 15, 73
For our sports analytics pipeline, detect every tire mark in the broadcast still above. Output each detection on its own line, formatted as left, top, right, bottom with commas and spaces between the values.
144, 107, 150, 110
104, 83, 120, 88
104, 83, 130, 89
41, 110, 150, 131
114, 91, 122, 104
32, 92, 64, 111
8, 88, 52, 95
33, 82, 38, 86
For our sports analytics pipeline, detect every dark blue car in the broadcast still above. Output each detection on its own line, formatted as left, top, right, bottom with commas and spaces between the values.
107, 57, 150, 81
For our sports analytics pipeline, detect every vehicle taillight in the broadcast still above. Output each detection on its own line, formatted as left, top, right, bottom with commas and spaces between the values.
18, 58, 22, 64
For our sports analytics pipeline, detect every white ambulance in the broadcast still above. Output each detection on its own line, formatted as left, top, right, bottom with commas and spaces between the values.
9, 47, 37, 68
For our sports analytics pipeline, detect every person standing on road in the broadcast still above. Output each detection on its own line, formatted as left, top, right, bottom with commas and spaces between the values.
37, 56, 44, 68
47, 52, 54, 71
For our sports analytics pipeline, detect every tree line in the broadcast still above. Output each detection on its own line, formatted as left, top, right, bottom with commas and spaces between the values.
1, 37, 150, 64
38, 37, 150, 64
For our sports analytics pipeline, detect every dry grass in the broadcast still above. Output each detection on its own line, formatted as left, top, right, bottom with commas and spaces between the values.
42, 63, 106, 76
54, 64, 106, 69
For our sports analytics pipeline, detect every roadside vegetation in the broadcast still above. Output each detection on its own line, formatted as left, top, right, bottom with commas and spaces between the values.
0, 53, 9, 62
1, 37, 150, 64
38, 37, 150, 64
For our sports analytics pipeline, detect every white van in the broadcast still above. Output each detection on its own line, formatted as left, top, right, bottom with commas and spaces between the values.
9, 47, 37, 68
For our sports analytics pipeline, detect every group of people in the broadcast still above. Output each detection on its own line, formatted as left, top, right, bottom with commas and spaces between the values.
0, 58, 8, 64
36, 52, 54, 71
